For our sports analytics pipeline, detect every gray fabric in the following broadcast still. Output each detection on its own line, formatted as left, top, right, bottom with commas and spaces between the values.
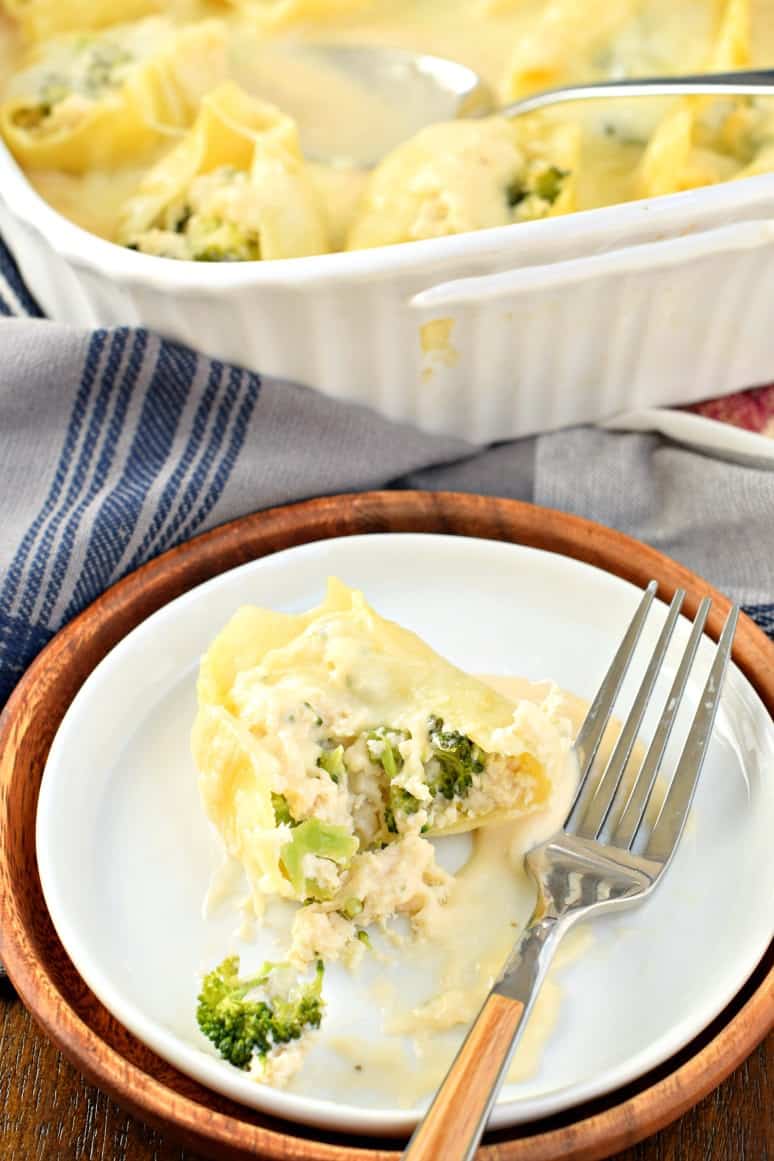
1, 317, 772, 705
404, 428, 774, 607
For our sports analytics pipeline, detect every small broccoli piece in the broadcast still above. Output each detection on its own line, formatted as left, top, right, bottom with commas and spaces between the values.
427, 715, 484, 801
317, 743, 346, 784
384, 784, 422, 834
12, 104, 52, 129
304, 701, 323, 725
12, 73, 69, 129
532, 165, 568, 205
172, 205, 192, 235
280, 818, 358, 898
196, 956, 324, 1071
505, 179, 527, 208
356, 930, 372, 949
187, 216, 261, 263
81, 42, 133, 96
367, 726, 409, 779
506, 166, 568, 212
272, 793, 296, 827
340, 897, 364, 920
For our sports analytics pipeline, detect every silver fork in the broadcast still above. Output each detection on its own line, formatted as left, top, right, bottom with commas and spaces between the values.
403, 583, 739, 1161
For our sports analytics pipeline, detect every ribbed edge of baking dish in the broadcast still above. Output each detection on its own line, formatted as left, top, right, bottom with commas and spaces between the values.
3, 141, 774, 442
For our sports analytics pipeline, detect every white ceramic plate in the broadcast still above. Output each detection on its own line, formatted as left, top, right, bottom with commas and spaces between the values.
36, 534, 774, 1137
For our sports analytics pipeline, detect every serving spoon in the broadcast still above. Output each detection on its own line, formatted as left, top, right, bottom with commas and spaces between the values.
294, 45, 774, 167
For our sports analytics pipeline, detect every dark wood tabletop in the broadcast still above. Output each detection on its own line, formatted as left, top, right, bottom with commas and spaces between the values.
1, 977, 770, 1161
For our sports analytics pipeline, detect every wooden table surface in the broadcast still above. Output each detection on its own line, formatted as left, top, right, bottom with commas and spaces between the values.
1, 977, 770, 1161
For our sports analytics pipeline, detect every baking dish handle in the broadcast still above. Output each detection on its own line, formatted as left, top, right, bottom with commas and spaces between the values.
409, 218, 774, 310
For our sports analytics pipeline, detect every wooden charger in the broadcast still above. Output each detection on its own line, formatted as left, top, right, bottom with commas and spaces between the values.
0, 492, 772, 1161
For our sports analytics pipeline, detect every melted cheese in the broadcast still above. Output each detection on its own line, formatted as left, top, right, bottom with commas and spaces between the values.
348, 115, 579, 250
201, 666, 664, 1100
192, 579, 570, 930
297, 676, 646, 1107
4, 2, 771, 255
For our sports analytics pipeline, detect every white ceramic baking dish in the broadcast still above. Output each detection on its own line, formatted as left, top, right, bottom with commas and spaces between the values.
2, 140, 774, 443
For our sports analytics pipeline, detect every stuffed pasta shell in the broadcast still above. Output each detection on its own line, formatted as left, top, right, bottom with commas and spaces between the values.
117, 82, 329, 260
192, 578, 571, 928
0, 17, 227, 172
347, 116, 579, 250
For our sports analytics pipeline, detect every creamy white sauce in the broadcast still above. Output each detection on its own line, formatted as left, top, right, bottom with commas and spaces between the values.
306, 675, 659, 1104
356, 675, 582, 1099
201, 673, 667, 1103
5, 1, 774, 249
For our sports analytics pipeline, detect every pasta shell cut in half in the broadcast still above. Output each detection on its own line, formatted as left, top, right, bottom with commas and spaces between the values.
192, 578, 572, 917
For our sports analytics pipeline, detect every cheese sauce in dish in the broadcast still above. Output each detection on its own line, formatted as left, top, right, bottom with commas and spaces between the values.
2, 0, 774, 258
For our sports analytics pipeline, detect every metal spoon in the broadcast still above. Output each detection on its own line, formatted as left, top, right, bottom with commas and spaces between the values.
295, 46, 774, 167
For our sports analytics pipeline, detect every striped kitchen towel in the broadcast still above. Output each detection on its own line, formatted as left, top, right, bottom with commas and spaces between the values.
1, 235, 773, 706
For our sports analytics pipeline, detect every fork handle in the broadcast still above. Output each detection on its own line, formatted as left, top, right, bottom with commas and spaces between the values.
402, 992, 526, 1161
403, 917, 559, 1161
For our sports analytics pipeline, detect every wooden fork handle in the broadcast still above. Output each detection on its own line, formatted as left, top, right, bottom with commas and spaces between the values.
402, 992, 526, 1161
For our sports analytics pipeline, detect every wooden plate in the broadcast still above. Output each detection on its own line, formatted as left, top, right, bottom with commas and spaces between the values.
1, 491, 772, 1161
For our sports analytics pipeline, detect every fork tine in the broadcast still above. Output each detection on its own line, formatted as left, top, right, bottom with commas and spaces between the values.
575, 589, 685, 841
565, 581, 657, 830
613, 597, 711, 849
645, 605, 739, 864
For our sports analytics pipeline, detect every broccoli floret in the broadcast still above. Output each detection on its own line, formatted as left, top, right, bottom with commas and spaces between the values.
187, 216, 261, 262
368, 727, 416, 831
367, 726, 409, 779
384, 784, 422, 833
197, 956, 324, 1071
172, 205, 192, 235
532, 165, 568, 204
272, 793, 295, 826
317, 743, 346, 784
506, 179, 528, 208
506, 165, 568, 211
12, 104, 52, 129
427, 715, 484, 801
365, 718, 484, 833
280, 818, 359, 898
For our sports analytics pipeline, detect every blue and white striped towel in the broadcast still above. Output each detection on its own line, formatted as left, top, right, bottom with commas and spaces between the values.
1, 235, 772, 707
